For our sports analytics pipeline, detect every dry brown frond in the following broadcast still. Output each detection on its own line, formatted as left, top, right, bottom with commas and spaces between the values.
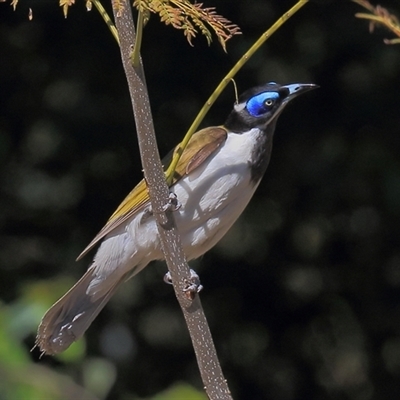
112, 0, 126, 18
194, 4, 241, 50
134, 0, 241, 51
10, 0, 18, 11
353, 0, 400, 44
60, 0, 75, 18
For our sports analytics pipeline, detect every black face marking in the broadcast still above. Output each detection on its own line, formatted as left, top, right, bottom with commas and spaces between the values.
224, 83, 290, 133
223, 81, 316, 183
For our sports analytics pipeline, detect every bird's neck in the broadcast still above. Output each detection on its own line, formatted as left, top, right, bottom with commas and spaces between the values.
249, 119, 277, 183
224, 112, 278, 184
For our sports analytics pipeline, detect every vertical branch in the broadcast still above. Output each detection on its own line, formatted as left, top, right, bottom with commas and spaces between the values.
112, 2, 232, 399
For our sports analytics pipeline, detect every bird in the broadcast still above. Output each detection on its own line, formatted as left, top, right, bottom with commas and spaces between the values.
36, 81, 317, 355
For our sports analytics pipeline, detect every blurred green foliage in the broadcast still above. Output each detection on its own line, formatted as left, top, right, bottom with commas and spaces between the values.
1, 0, 400, 399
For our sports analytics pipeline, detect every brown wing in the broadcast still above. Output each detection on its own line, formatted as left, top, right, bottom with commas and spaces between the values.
186, 127, 228, 174
76, 126, 228, 260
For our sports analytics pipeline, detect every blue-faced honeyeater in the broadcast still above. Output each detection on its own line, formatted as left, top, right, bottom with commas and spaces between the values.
36, 82, 317, 355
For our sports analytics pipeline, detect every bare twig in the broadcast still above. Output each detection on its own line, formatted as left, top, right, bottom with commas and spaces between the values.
111, 2, 232, 398
92, 0, 120, 44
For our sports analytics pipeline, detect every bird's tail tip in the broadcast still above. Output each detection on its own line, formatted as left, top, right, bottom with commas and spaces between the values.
35, 270, 121, 355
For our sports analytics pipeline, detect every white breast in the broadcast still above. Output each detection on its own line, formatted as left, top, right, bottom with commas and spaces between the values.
173, 128, 263, 259
92, 128, 264, 286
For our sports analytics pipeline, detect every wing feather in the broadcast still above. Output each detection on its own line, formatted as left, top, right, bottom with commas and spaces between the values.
77, 126, 228, 260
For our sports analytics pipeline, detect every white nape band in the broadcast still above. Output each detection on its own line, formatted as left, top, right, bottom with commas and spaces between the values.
234, 102, 246, 112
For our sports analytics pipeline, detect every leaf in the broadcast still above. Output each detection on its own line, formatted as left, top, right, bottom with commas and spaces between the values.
10, 0, 18, 11
135, 0, 241, 50
112, 0, 125, 18
353, 0, 400, 44
59, 0, 75, 18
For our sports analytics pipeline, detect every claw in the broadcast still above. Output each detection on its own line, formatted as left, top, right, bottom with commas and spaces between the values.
141, 193, 180, 224
184, 269, 203, 300
161, 192, 182, 213
163, 271, 173, 285
163, 269, 203, 300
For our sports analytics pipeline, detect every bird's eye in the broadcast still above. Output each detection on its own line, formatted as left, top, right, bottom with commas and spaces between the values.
265, 99, 274, 107
246, 91, 279, 117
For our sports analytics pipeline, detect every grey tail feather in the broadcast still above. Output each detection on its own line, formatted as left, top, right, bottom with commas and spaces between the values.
35, 269, 126, 355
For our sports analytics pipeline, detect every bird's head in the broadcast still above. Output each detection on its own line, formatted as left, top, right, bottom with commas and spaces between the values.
225, 82, 318, 133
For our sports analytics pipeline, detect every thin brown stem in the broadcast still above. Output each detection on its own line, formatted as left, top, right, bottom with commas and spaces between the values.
111, 2, 232, 399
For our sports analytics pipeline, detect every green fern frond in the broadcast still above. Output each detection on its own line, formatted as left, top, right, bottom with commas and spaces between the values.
190, 14, 212, 46
159, 4, 185, 28
181, 19, 198, 46
133, 0, 149, 13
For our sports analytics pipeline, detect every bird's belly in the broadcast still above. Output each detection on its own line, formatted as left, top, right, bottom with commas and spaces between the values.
96, 129, 262, 276
173, 162, 256, 259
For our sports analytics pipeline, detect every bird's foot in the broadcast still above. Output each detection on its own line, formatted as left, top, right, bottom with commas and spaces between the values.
161, 192, 181, 212
163, 269, 203, 300
141, 193, 181, 223
183, 269, 203, 300
163, 271, 173, 285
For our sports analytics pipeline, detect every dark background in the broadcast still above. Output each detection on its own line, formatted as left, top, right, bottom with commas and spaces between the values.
1, 1, 400, 399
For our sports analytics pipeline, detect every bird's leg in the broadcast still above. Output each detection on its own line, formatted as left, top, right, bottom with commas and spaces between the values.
183, 269, 203, 299
163, 271, 173, 285
141, 192, 181, 224
164, 269, 203, 299
161, 192, 182, 212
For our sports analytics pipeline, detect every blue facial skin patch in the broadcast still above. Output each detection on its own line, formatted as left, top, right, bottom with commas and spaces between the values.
246, 91, 280, 117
